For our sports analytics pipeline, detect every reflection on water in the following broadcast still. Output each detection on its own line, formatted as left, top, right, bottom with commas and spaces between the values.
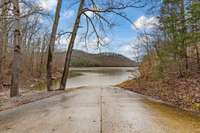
36, 67, 137, 90
67, 67, 137, 88
141, 97, 200, 132
116, 89, 200, 133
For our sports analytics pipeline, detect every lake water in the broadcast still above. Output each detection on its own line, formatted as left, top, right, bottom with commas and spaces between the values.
66, 67, 138, 88
39, 67, 138, 90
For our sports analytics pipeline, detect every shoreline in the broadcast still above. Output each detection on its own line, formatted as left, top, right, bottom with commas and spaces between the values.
0, 86, 86, 112
117, 85, 200, 117
118, 78, 200, 114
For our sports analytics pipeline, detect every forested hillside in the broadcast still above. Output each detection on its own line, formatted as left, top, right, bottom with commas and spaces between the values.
55, 50, 137, 67
120, 0, 200, 112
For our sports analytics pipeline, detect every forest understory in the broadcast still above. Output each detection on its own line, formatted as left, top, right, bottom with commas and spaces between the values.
119, 58, 200, 113
0, 67, 62, 111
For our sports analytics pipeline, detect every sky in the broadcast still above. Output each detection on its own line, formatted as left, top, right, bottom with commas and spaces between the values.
36, 0, 158, 60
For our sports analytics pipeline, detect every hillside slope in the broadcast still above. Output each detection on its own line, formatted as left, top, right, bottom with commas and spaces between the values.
55, 50, 137, 67
119, 53, 200, 113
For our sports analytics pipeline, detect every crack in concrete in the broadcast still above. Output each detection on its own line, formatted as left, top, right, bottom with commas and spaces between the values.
100, 87, 103, 133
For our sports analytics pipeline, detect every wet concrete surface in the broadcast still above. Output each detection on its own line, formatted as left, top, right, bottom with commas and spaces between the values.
0, 86, 200, 133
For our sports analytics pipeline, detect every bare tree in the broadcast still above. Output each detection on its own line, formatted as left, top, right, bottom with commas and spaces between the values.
47, 0, 62, 91
60, 0, 145, 90
60, 0, 85, 90
39, 32, 49, 77
0, 28, 3, 83
0, 0, 3, 83
0, 0, 9, 83
10, 0, 22, 97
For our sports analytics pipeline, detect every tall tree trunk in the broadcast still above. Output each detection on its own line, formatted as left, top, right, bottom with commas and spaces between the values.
0, 31, 3, 83
46, 0, 62, 91
30, 45, 35, 75
0, 1, 3, 83
10, 0, 22, 97
39, 37, 47, 77
185, 50, 189, 70
2, 0, 8, 58
0, 0, 8, 83
39, 50, 45, 77
60, 0, 85, 90
195, 44, 200, 71
180, 0, 188, 71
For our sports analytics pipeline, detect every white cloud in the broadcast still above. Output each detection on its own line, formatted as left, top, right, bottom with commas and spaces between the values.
117, 44, 133, 58
75, 37, 111, 53
38, 0, 57, 11
119, 45, 131, 53
85, 11, 94, 18
56, 36, 69, 46
55, 35, 112, 54
63, 10, 74, 19
133, 16, 159, 30
84, 5, 101, 18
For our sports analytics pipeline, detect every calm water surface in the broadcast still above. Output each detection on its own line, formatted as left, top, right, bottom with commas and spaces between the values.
46, 67, 138, 89
67, 67, 137, 88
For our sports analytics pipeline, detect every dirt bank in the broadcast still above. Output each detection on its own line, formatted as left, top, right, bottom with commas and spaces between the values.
118, 74, 200, 113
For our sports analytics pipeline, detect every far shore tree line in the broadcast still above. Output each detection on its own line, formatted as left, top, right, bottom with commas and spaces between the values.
0, 0, 145, 97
